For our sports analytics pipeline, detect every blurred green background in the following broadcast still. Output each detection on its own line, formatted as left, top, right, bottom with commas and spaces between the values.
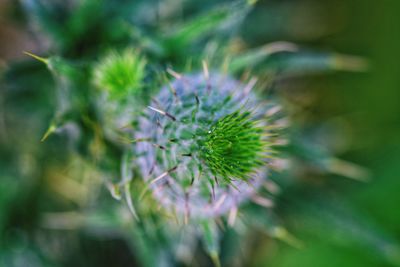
0, 0, 399, 266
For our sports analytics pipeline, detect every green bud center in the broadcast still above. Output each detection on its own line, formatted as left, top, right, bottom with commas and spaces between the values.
198, 110, 265, 181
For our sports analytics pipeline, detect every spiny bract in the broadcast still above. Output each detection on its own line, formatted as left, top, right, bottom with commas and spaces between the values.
135, 70, 285, 220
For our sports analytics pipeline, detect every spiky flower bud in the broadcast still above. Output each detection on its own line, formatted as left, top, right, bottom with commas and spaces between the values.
93, 48, 146, 98
135, 69, 285, 221
92, 49, 146, 139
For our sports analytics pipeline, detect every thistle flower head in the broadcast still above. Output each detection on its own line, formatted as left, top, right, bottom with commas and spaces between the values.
135, 70, 285, 220
93, 48, 146, 99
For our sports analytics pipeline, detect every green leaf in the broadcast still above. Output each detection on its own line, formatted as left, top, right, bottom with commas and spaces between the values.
201, 221, 221, 267
164, 8, 229, 46
229, 42, 299, 73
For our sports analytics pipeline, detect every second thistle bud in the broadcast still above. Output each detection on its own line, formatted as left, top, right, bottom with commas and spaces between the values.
93, 48, 146, 99
92, 48, 146, 139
